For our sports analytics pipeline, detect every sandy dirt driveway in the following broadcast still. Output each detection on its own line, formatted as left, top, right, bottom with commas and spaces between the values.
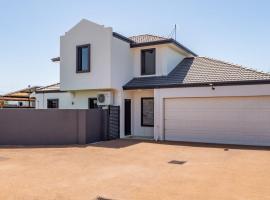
0, 139, 269, 200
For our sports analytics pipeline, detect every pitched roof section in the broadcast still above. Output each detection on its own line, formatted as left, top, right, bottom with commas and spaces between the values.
3, 86, 40, 98
35, 83, 64, 93
123, 57, 270, 90
127, 34, 197, 56
129, 34, 168, 43
113, 32, 197, 56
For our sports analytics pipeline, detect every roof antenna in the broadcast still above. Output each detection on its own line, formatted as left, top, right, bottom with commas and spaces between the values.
167, 24, 177, 40
174, 24, 177, 40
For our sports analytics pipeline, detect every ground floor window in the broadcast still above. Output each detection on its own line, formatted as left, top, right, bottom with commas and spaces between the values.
88, 98, 98, 109
141, 97, 154, 127
47, 99, 59, 109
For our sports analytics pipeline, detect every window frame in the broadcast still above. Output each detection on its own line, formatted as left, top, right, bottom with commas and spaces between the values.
141, 48, 156, 76
47, 99, 59, 109
76, 44, 91, 73
141, 97, 154, 127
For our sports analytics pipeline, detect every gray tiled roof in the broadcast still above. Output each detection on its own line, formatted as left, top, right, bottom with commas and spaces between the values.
129, 34, 168, 43
123, 57, 270, 89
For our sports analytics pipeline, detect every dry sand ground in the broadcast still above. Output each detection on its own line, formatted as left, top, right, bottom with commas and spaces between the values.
0, 139, 269, 200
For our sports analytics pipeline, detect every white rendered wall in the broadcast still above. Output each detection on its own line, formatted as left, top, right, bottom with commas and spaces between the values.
33, 92, 73, 109
123, 90, 154, 138
111, 37, 133, 89
60, 19, 113, 91
132, 44, 189, 77
132, 44, 166, 77
164, 45, 186, 74
71, 90, 100, 109
33, 90, 111, 109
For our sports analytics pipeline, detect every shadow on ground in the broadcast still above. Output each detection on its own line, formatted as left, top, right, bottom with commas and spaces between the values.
156, 140, 270, 151
0, 139, 269, 151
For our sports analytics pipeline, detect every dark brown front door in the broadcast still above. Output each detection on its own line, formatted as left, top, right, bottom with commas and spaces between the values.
125, 99, 131, 136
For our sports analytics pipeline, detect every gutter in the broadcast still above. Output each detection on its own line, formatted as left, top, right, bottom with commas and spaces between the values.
123, 79, 270, 90
130, 38, 197, 56
112, 32, 197, 57
112, 32, 134, 43
35, 90, 67, 94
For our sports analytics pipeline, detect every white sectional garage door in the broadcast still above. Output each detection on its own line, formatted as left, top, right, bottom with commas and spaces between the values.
164, 96, 270, 146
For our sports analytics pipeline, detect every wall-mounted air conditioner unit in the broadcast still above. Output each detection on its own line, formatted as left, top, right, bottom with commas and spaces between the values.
97, 92, 113, 106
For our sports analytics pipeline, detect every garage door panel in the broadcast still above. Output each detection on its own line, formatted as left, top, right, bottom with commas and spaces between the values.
165, 132, 270, 146
164, 96, 270, 146
165, 108, 270, 118
165, 127, 270, 137
165, 122, 244, 133
165, 117, 270, 131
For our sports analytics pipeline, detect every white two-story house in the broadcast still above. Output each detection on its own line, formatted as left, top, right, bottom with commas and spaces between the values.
33, 19, 270, 146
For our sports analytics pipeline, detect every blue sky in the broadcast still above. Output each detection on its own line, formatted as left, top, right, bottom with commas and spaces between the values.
0, 0, 270, 94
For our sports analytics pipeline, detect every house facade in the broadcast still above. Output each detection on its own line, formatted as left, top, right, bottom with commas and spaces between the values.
32, 19, 270, 146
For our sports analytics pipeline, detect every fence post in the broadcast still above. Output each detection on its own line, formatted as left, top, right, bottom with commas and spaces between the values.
77, 110, 87, 144
102, 109, 109, 140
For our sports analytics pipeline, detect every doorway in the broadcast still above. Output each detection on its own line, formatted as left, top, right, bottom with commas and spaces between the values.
88, 98, 98, 109
124, 99, 131, 136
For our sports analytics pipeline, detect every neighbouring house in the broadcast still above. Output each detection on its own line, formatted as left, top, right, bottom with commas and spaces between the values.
32, 83, 72, 109
0, 86, 39, 108
32, 19, 270, 146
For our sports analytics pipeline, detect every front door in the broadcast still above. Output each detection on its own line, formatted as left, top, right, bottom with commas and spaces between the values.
88, 98, 98, 109
125, 99, 131, 136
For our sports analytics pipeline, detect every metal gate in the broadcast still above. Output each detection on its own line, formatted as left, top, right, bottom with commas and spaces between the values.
108, 105, 120, 140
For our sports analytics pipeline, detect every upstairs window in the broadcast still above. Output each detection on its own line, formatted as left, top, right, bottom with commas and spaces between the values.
47, 99, 59, 109
141, 48, 156, 75
76, 44, 90, 73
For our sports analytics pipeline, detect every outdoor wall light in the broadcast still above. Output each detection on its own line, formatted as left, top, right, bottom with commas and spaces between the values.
209, 83, 215, 90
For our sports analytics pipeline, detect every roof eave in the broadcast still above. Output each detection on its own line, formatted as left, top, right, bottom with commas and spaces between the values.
130, 39, 197, 56
123, 79, 270, 90
172, 40, 198, 56
112, 32, 134, 43
35, 90, 66, 94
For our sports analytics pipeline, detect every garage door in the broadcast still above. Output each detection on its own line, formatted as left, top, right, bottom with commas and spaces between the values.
164, 96, 270, 146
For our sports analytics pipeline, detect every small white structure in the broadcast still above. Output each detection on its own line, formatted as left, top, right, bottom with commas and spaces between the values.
32, 19, 270, 146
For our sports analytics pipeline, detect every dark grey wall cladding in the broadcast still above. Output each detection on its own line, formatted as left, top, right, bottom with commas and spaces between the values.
85, 109, 108, 143
0, 109, 107, 145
